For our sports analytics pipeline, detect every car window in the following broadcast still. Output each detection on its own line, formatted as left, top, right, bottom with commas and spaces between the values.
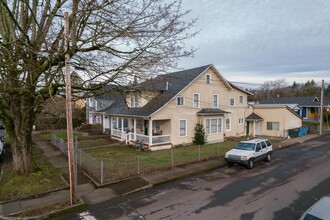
256, 143, 262, 151
261, 142, 267, 149
235, 143, 255, 151
302, 213, 323, 220
265, 140, 272, 147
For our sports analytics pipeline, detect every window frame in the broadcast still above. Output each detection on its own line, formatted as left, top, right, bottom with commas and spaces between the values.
267, 122, 280, 131
212, 94, 219, 108
179, 119, 187, 137
177, 96, 185, 106
239, 96, 244, 104
225, 117, 231, 131
193, 93, 200, 108
238, 118, 244, 125
206, 74, 211, 84
205, 118, 222, 134
230, 98, 235, 106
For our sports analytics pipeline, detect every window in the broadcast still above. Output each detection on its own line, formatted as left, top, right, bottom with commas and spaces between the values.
238, 118, 244, 124
131, 93, 139, 107
205, 118, 222, 134
206, 74, 211, 84
230, 98, 235, 106
239, 96, 244, 104
225, 118, 231, 131
153, 121, 161, 134
213, 94, 218, 108
193, 93, 200, 108
267, 122, 279, 131
177, 96, 184, 106
179, 120, 187, 136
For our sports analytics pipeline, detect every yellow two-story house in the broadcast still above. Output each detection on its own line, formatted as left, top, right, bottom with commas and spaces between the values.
103, 64, 253, 150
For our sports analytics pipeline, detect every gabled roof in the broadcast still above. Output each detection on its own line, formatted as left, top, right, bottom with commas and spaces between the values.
106, 64, 252, 117
259, 96, 329, 107
245, 113, 263, 121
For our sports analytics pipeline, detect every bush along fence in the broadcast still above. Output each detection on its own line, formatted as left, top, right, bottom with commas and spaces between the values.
51, 134, 226, 185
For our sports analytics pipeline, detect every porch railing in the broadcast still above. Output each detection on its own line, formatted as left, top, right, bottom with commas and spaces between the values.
152, 135, 171, 144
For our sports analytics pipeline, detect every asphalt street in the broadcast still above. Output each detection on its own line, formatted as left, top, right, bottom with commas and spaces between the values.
57, 135, 330, 220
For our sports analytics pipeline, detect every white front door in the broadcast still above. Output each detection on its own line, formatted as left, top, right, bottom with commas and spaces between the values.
255, 122, 261, 135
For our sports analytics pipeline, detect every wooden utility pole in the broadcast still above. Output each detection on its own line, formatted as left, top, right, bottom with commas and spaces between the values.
320, 79, 324, 136
64, 12, 77, 205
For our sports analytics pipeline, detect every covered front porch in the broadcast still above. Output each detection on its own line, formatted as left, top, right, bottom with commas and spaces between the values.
246, 112, 263, 138
110, 116, 172, 150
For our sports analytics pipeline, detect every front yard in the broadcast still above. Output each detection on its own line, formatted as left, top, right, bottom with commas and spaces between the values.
0, 145, 67, 202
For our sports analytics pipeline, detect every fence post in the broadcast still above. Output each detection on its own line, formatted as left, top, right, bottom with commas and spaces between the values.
198, 145, 201, 161
171, 148, 174, 168
137, 155, 140, 175
79, 149, 82, 166
100, 160, 104, 184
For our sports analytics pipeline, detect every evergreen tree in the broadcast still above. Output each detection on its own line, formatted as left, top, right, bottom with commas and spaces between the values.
193, 123, 207, 145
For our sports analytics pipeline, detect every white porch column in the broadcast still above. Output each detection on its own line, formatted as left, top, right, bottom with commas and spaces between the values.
149, 119, 153, 146
134, 119, 137, 141
253, 121, 256, 137
110, 116, 113, 138
102, 113, 106, 133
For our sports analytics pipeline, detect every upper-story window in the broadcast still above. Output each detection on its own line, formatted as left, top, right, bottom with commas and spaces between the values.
131, 93, 139, 107
193, 93, 200, 108
206, 74, 211, 84
239, 96, 244, 104
177, 96, 184, 106
213, 94, 218, 108
230, 98, 235, 106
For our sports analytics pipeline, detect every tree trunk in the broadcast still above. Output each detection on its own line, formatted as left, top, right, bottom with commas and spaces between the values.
6, 90, 36, 175
10, 131, 33, 174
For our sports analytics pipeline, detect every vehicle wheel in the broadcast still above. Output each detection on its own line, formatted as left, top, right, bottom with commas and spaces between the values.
265, 153, 271, 162
247, 159, 254, 169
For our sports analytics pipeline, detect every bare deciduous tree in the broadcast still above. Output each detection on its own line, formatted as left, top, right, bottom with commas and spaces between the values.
0, 0, 197, 174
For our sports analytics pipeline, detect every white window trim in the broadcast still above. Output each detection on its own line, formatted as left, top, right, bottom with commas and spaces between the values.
179, 119, 187, 137
177, 96, 185, 106
193, 93, 200, 108
212, 94, 219, 108
230, 98, 235, 106
225, 117, 231, 131
206, 74, 211, 84
238, 118, 244, 125
239, 96, 244, 104
205, 118, 222, 134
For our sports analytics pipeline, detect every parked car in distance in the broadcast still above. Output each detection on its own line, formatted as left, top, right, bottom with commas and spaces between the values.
224, 139, 273, 169
300, 196, 330, 220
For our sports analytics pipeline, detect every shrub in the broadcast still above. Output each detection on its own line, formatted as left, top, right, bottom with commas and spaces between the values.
193, 123, 207, 145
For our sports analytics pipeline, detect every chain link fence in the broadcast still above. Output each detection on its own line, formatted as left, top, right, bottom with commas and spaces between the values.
51, 134, 225, 184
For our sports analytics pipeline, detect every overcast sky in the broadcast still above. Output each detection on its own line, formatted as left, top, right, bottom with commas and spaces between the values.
178, 0, 330, 87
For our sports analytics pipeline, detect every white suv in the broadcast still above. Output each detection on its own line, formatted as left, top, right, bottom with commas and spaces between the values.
225, 139, 273, 169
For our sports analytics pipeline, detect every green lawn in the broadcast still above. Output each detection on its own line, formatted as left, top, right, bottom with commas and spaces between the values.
0, 146, 67, 202
83, 141, 237, 182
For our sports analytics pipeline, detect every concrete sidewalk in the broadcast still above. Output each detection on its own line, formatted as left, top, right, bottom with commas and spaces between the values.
0, 133, 323, 218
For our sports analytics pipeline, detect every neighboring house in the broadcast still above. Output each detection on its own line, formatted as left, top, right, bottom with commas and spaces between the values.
102, 64, 253, 150
86, 84, 124, 126
246, 104, 303, 138
259, 96, 330, 122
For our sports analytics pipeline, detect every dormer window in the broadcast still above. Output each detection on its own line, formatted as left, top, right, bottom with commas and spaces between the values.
131, 93, 139, 107
206, 74, 211, 84
177, 96, 184, 106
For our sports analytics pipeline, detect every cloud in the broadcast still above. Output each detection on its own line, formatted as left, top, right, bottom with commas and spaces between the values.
179, 0, 330, 83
